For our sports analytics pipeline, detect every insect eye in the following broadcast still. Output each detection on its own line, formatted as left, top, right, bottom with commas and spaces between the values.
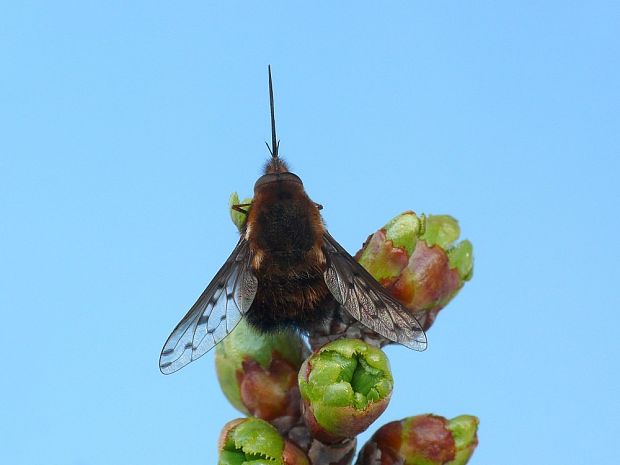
254, 172, 303, 191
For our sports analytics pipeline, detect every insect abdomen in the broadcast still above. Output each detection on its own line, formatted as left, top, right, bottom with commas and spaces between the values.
246, 271, 334, 332
245, 183, 332, 331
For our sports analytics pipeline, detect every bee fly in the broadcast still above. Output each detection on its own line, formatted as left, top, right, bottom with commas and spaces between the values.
159, 67, 427, 374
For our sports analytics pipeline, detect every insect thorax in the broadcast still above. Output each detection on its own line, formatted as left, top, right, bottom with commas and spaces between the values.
249, 182, 323, 266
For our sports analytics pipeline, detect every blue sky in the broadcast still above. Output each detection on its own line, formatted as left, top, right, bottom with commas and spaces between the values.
1, 2, 618, 464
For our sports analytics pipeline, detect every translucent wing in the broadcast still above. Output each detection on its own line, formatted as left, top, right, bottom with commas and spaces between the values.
323, 231, 427, 351
159, 238, 258, 374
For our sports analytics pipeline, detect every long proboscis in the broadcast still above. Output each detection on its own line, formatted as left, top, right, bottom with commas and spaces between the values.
267, 65, 280, 158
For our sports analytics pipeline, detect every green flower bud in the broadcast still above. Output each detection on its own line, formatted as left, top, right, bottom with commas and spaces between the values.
355, 414, 479, 465
215, 320, 305, 422
447, 240, 474, 282
298, 339, 393, 444
356, 211, 474, 331
356, 212, 422, 285
446, 415, 479, 465
218, 418, 310, 465
419, 215, 460, 249
229, 192, 253, 232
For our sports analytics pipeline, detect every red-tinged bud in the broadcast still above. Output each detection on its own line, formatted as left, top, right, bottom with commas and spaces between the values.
218, 418, 310, 465
356, 414, 479, 465
356, 212, 473, 331
298, 339, 393, 444
215, 320, 305, 425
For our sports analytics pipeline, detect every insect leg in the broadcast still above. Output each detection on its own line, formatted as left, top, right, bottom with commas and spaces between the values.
232, 203, 252, 215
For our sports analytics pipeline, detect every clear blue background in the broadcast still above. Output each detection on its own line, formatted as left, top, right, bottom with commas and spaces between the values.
1, 2, 618, 464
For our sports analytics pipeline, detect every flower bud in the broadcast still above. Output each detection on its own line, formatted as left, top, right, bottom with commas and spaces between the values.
229, 192, 253, 232
355, 414, 479, 465
298, 338, 393, 444
218, 418, 310, 465
355, 212, 473, 331
215, 319, 305, 423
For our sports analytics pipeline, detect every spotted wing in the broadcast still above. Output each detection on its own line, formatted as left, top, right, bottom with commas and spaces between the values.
159, 238, 257, 374
323, 231, 427, 351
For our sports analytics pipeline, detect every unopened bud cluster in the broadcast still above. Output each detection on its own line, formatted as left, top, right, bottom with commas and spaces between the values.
219, 418, 310, 465
356, 211, 473, 331
216, 196, 477, 464
356, 414, 479, 465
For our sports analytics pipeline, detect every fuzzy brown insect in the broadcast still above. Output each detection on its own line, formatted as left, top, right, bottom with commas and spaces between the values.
159, 67, 426, 374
